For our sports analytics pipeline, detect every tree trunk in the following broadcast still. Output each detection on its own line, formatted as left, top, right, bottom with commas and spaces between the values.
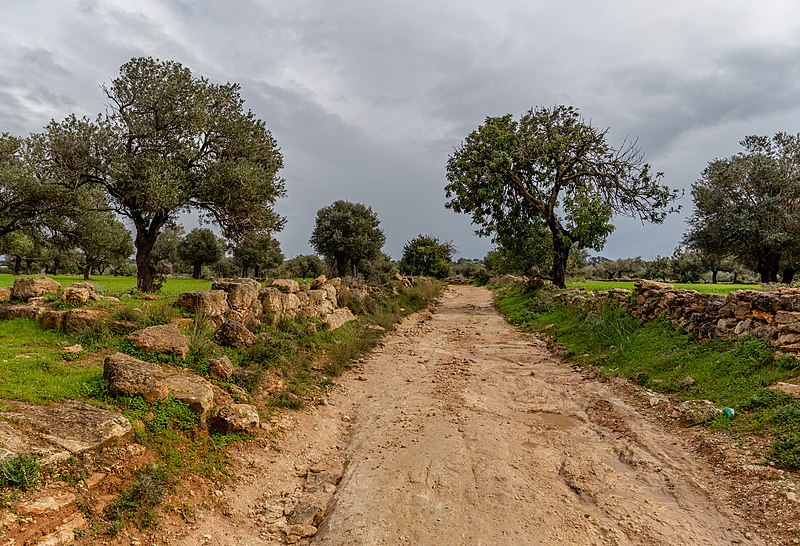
711, 270, 718, 284
83, 263, 92, 281
253, 265, 261, 278
241, 264, 249, 278
135, 231, 158, 293
192, 262, 202, 279
782, 268, 796, 285
13, 255, 21, 275
733, 271, 738, 284
550, 228, 571, 289
335, 254, 347, 278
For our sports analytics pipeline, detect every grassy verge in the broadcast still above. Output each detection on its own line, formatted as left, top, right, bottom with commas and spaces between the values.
494, 283, 800, 470
567, 279, 759, 294
0, 273, 211, 298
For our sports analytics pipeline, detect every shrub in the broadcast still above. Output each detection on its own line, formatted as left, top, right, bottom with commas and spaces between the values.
771, 434, 800, 470
0, 454, 40, 490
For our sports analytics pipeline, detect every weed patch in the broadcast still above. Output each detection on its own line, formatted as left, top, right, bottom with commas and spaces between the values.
0, 454, 40, 490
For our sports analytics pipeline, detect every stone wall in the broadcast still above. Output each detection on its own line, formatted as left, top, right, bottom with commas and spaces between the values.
555, 280, 800, 354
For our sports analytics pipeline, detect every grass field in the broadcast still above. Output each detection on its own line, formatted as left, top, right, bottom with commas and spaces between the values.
567, 279, 760, 295
0, 274, 211, 297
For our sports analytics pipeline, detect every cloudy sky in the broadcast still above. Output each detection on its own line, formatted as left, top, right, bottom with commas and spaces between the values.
3, 0, 800, 260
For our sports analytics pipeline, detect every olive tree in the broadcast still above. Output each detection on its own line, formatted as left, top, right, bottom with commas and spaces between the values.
178, 228, 225, 279
399, 235, 454, 279
29, 57, 285, 292
445, 105, 680, 288
309, 200, 385, 277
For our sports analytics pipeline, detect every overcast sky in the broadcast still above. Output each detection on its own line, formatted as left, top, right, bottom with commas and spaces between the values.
3, 0, 800, 260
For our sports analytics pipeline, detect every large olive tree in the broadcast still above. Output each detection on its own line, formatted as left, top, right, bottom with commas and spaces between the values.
445, 105, 680, 288
29, 57, 285, 291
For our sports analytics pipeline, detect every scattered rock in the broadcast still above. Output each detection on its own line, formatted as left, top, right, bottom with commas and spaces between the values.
311, 275, 327, 289
36, 512, 86, 546
209, 355, 234, 380
367, 324, 386, 332
12, 277, 60, 301
287, 500, 326, 526
0, 303, 44, 320
60, 282, 97, 304
324, 308, 356, 330
228, 384, 248, 402
62, 344, 83, 354
0, 286, 12, 303
209, 404, 260, 433
771, 382, 800, 399
217, 319, 257, 348
16, 489, 76, 516
286, 524, 318, 543
175, 290, 229, 324
166, 375, 214, 415
103, 353, 169, 403
675, 399, 720, 425
64, 308, 111, 334
41, 310, 66, 330
128, 323, 191, 359
679, 376, 696, 389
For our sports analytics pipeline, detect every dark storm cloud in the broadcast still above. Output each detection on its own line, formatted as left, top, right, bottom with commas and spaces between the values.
3, 0, 800, 260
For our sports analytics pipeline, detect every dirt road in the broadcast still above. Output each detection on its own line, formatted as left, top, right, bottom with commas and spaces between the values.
176, 285, 763, 545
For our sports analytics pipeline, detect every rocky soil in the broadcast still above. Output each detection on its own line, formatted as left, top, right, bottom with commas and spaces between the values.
8, 285, 800, 545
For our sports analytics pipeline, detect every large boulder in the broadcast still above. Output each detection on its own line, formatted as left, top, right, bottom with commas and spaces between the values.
64, 309, 111, 334
311, 275, 327, 289
303, 290, 334, 318
320, 284, 338, 307
128, 323, 190, 360
41, 310, 66, 331
60, 283, 97, 305
175, 290, 229, 325
0, 304, 44, 320
323, 308, 356, 331
273, 279, 300, 294
212, 278, 261, 310
260, 288, 301, 323
209, 404, 260, 433
12, 277, 60, 301
216, 319, 257, 348
0, 286, 12, 303
103, 353, 169, 403
165, 375, 214, 415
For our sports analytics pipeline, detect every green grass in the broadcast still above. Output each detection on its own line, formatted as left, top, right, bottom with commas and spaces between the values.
567, 279, 759, 294
495, 284, 800, 469
0, 319, 104, 403
0, 274, 211, 298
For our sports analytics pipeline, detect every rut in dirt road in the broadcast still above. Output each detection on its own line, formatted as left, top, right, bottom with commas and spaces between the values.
313, 285, 760, 546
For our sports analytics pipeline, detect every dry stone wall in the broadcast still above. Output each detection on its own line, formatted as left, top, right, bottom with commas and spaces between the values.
556, 280, 800, 354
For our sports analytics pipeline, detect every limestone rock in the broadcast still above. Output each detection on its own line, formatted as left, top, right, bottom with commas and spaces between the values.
12, 277, 60, 301
5, 400, 132, 455
0, 304, 43, 320
324, 308, 356, 330
771, 382, 800, 399
60, 282, 97, 305
41, 310, 66, 330
103, 353, 169, 403
209, 355, 234, 380
311, 275, 327, 289
64, 309, 110, 334
128, 323, 190, 359
176, 290, 229, 323
216, 319, 257, 348
62, 344, 83, 354
16, 489, 76, 516
209, 403, 260, 433
166, 375, 214, 415
287, 500, 326, 526
0, 286, 11, 303
675, 399, 720, 425
679, 376, 696, 389
273, 279, 300, 294
212, 278, 262, 309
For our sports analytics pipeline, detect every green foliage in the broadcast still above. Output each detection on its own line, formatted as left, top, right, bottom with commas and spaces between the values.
399, 235, 454, 279
445, 105, 679, 287
232, 232, 283, 278
105, 464, 172, 531
309, 200, 385, 277
771, 434, 800, 470
0, 455, 40, 490
281, 254, 325, 279
29, 56, 286, 292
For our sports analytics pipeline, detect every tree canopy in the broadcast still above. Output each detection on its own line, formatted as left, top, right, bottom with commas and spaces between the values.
28, 57, 285, 291
232, 232, 283, 278
309, 200, 385, 277
445, 105, 680, 287
685, 133, 800, 283
178, 228, 225, 279
399, 235, 454, 279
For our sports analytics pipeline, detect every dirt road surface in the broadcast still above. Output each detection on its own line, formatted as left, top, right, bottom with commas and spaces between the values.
175, 285, 765, 545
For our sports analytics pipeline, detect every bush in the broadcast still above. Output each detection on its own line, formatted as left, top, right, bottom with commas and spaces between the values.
0, 454, 40, 490
771, 434, 800, 470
